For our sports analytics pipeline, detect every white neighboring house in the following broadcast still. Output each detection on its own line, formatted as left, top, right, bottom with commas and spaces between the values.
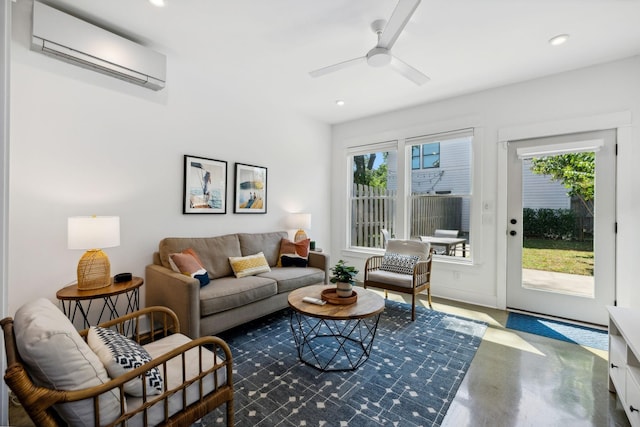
522, 159, 570, 209
385, 141, 569, 236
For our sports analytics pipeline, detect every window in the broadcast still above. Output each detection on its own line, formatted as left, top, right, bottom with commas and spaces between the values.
411, 145, 420, 170
422, 142, 440, 169
408, 130, 473, 258
349, 144, 397, 249
346, 129, 474, 261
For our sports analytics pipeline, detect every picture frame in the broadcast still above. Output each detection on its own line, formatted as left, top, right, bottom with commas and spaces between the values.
234, 163, 267, 214
183, 155, 227, 214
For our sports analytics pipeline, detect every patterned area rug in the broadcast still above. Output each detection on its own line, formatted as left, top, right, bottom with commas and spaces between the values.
199, 299, 487, 427
506, 312, 608, 351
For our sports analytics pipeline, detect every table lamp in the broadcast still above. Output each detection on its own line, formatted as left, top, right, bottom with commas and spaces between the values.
68, 216, 120, 290
289, 213, 311, 242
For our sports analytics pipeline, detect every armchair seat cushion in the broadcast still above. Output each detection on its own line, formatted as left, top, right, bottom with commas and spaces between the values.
125, 333, 227, 427
366, 270, 414, 288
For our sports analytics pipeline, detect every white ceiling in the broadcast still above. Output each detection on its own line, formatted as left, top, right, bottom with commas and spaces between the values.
42, 0, 640, 124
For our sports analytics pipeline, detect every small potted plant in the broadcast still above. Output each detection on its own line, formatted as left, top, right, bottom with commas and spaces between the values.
330, 260, 359, 297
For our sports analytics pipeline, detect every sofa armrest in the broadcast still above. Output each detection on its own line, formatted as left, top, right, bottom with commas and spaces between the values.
308, 251, 330, 284
145, 264, 201, 339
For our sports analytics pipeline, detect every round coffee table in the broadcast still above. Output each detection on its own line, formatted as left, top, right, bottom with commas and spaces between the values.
288, 284, 385, 371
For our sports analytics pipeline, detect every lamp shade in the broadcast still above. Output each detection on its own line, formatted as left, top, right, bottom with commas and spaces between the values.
288, 213, 311, 231
68, 216, 120, 290
68, 216, 120, 249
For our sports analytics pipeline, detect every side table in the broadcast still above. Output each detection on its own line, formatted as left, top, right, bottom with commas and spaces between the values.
56, 276, 143, 330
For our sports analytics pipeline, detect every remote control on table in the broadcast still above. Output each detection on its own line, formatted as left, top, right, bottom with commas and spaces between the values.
302, 296, 326, 305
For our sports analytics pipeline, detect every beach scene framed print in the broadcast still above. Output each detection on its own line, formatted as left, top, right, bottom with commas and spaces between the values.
234, 163, 267, 214
183, 155, 227, 214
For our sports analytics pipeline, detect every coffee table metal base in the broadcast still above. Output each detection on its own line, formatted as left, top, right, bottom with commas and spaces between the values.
290, 310, 381, 372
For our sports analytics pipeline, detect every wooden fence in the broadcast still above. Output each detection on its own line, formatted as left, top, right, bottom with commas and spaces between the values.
351, 184, 396, 248
410, 195, 462, 237
351, 184, 464, 248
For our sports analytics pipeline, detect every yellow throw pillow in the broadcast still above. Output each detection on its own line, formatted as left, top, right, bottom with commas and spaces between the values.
229, 252, 271, 278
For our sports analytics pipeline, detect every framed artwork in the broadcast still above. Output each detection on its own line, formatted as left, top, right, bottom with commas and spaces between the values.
183, 155, 227, 214
234, 163, 267, 214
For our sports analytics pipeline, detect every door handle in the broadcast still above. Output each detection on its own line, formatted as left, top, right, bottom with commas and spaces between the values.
509, 230, 517, 236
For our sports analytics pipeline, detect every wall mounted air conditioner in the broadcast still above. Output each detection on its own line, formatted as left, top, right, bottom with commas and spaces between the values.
31, 1, 166, 91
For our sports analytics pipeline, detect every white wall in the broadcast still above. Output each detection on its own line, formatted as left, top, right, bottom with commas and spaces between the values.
332, 56, 640, 310
7, 1, 331, 317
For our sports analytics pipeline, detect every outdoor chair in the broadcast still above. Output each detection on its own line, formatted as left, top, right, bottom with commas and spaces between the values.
381, 228, 391, 248
364, 239, 433, 321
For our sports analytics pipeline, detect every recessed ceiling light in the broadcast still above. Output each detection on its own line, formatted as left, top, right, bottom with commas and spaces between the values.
549, 34, 570, 46
148, 0, 167, 7
335, 100, 345, 107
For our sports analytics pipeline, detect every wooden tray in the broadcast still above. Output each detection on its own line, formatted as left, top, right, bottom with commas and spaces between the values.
321, 288, 358, 305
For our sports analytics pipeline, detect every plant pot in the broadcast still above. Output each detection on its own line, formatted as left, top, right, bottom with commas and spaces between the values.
335, 281, 353, 298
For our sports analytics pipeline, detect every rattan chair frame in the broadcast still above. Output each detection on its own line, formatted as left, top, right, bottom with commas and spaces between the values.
2, 306, 234, 427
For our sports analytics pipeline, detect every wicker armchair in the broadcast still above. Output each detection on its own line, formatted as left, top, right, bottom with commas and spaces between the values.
364, 239, 433, 321
2, 305, 234, 427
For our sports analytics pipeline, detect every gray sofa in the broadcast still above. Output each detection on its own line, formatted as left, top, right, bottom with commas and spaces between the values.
145, 231, 329, 338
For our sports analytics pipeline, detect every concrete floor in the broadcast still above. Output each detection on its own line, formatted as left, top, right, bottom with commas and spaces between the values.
8, 292, 631, 426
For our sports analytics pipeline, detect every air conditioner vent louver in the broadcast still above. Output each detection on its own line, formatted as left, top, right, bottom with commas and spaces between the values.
31, 1, 166, 91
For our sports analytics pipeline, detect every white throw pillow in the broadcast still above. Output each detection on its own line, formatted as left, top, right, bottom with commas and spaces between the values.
13, 298, 121, 426
88, 326, 163, 396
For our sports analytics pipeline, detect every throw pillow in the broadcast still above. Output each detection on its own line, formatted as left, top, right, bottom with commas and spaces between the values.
169, 252, 210, 287
229, 252, 271, 278
380, 252, 420, 275
88, 326, 163, 397
277, 238, 310, 267
13, 298, 121, 426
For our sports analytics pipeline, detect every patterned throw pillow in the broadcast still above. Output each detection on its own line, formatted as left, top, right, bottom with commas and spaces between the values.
229, 252, 271, 278
87, 326, 163, 397
169, 251, 210, 287
277, 238, 310, 267
380, 252, 420, 275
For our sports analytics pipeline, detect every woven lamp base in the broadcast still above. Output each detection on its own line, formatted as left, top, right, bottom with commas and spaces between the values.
77, 249, 112, 290
294, 229, 308, 242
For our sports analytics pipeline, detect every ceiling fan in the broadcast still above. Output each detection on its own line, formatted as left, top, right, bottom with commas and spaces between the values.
309, 0, 430, 86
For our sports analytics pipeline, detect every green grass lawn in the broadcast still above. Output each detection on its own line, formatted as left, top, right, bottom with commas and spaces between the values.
522, 238, 593, 276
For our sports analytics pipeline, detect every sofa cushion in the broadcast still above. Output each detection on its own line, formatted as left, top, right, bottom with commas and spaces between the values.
238, 231, 287, 267
13, 298, 121, 426
277, 238, 310, 267
199, 276, 277, 316
159, 234, 241, 279
88, 326, 163, 397
258, 267, 326, 293
229, 252, 271, 278
169, 252, 210, 286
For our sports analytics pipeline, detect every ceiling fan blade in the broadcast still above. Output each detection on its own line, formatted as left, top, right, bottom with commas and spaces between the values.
377, 0, 421, 50
390, 56, 430, 85
309, 56, 366, 78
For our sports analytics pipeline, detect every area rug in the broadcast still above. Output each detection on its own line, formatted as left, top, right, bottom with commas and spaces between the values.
506, 312, 608, 351
198, 300, 487, 427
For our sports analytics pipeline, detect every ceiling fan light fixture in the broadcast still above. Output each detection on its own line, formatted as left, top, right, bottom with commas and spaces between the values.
367, 47, 392, 67
549, 33, 570, 46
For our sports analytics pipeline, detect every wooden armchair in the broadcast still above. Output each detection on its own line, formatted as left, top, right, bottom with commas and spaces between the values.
364, 239, 433, 321
2, 302, 233, 427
